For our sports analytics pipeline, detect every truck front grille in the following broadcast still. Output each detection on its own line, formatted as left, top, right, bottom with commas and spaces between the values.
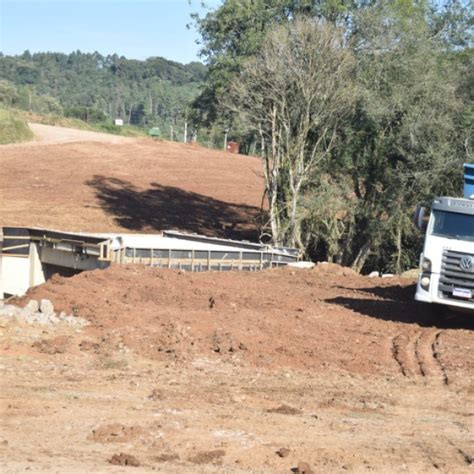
439, 250, 474, 302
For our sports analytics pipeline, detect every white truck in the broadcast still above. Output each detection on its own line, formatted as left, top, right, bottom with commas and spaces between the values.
415, 164, 474, 314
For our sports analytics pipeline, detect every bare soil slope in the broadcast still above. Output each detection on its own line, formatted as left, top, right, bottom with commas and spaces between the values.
2, 265, 473, 472
0, 123, 263, 240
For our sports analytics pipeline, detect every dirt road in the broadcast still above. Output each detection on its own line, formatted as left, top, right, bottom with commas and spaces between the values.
27, 123, 135, 146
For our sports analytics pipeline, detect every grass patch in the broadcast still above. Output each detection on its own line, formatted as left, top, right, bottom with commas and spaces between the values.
98, 355, 130, 370
0, 108, 34, 144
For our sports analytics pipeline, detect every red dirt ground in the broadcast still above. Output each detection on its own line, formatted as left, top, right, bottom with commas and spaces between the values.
1, 126, 473, 473
0, 124, 264, 240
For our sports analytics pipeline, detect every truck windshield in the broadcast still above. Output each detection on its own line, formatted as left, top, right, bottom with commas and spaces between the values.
431, 210, 474, 242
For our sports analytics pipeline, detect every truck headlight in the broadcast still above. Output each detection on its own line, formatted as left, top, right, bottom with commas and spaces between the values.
421, 257, 432, 272
420, 275, 431, 289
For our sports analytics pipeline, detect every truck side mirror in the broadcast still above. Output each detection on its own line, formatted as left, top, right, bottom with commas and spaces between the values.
414, 205, 429, 231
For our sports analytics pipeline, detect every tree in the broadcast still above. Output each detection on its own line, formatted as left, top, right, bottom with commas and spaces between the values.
336, 1, 466, 272
0, 80, 18, 106
191, 0, 360, 126
224, 17, 355, 249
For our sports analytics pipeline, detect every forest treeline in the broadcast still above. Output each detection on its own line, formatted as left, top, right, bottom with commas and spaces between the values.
0, 51, 206, 139
192, 0, 473, 273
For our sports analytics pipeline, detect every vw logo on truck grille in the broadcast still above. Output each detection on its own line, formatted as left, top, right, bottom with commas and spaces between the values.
460, 256, 474, 271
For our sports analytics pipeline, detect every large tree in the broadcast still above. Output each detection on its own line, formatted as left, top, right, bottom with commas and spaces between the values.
224, 18, 355, 249
192, 0, 361, 126
338, 1, 467, 272
198, 0, 471, 272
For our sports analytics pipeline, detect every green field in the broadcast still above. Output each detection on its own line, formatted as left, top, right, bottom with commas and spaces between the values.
0, 108, 34, 144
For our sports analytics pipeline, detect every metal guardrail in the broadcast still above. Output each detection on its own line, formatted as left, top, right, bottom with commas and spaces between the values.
111, 246, 296, 271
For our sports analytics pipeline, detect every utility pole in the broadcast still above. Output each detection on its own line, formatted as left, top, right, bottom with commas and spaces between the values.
183, 108, 188, 143
223, 127, 229, 151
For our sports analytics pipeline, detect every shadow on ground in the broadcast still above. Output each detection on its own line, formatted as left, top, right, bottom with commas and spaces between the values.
86, 175, 263, 241
327, 283, 474, 330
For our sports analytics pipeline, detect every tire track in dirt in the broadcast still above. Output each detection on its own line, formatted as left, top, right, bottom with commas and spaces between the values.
415, 330, 449, 385
391, 333, 422, 377
446, 438, 474, 467
391, 330, 449, 385
415, 442, 451, 471
432, 331, 449, 385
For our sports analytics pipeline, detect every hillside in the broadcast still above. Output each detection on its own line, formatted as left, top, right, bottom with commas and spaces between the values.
0, 122, 263, 239
0, 51, 206, 132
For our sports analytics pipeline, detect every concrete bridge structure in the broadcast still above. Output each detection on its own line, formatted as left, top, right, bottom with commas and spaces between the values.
0, 227, 300, 298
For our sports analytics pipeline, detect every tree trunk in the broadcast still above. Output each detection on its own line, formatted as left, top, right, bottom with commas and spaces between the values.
351, 241, 371, 274
395, 224, 403, 274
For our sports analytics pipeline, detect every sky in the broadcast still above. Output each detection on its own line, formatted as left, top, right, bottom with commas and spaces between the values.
0, 0, 222, 63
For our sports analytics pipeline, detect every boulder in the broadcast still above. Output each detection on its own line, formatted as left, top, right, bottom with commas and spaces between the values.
39, 299, 55, 316
24, 300, 39, 313
19, 307, 35, 319
401, 268, 420, 279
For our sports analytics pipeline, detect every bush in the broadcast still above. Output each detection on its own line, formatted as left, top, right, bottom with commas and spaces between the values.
0, 107, 33, 144
64, 106, 107, 122
96, 122, 123, 134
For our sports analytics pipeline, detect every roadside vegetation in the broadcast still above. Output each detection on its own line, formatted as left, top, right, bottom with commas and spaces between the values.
192, 0, 473, 273
0, 107, 33, 144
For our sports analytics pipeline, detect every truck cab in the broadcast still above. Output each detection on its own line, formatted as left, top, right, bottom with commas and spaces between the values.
415, 163, 474, 313
415, 196, 474, 311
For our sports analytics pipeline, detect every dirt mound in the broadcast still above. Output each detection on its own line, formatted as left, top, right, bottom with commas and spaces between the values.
3, 264, 473, 473
108, 452, 141, 467
20, 264, 474, 377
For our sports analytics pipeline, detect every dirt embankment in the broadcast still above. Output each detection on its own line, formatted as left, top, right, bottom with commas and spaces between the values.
2, 264, 473, 473
20, 263, 473, 377
0, 123, 263, 240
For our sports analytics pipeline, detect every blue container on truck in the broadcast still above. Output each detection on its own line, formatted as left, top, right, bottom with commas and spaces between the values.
464, 163, 474, 199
